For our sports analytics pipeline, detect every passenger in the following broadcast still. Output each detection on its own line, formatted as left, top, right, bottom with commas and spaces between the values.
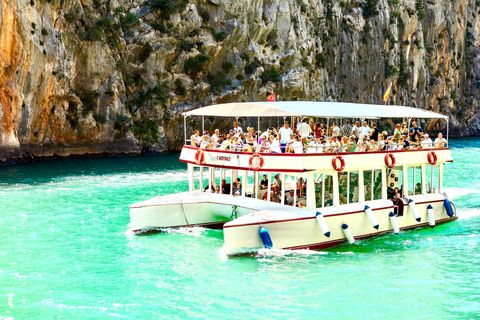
422, 134, 433, 148
352, 121, 361, 142
270, 134, 281, 153
285, 189, 295, 205
325, 194, 333, 207
219, 135, 232, 150
341, 136, 349, 152
298, 118, 312, 138
232, 136, 239, 150
369, 122, 379, 141
306, 136, 316, 153
314, 123, 323, 139
339, 193, 348, 205
204, 183, 215, 193
200, 135, 211, 149
212, 129, 220, 145
236, 178, 242, 194
415, 183, 422, 195
409, 121, 424, 141
378, 133, 389, 150
272, 187, 282, 203
359, 121, 371, 141
272, 174, 282, 190
214, 185, 221, 194
394, 124, 402, 141
399, 136, 410, 150
401, 122, 409, 136
279, 122, 294, 153
434, 133, 447, 148
332, 123, 341, 137
260, 175, 269, 190
347, 135, 357, 152
331, 136, 342, 153
245, 127, 256, 150
324, 137, 333, 152
258, 135, 270, 153
393, 187, 400, 201
292, 135, 303, 153
233, 122, 243, 138
342, 120, 352, 137
317, 139, 326, 153
191, 130, 202, 147
365, 185, 372, 201
221, 179, 231, 194
232, 182, 241, 196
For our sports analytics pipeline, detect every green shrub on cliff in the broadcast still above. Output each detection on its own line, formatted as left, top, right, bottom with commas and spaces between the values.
363, 0, 379, 18
184, 55, 210, 76
260, 68, 281, 83
132, 119, 160, 144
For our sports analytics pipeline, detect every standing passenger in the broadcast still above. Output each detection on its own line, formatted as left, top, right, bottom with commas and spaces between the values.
233, 122, 243, 138
278, 122, 293, 153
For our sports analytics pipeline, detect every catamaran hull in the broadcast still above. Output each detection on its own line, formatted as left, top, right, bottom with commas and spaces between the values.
129, 191, 306, 233
223, 196, 457, 255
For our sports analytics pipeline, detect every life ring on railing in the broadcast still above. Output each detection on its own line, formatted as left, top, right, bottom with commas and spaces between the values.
427, 151, 437, 165
195, 149, 205, 164
332, 155, 345, 171
384, 153, 396, 168
249, 153, 264, 171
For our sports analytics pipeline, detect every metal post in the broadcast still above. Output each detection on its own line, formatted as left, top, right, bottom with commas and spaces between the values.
267, 172, 271, 202
293, 176, 297, 207
199, 166, 203, 191
322, 174, 325, 207
202, 116, 205, 135
281, 173, 285, 205
446, 118, 449, 147
184, 115, 187, 145
326, 118, 330, 138
407, 117, 412, 140
347, 172, 350, 204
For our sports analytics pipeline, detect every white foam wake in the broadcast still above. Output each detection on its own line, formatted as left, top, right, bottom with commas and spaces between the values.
444, 187, 480, 200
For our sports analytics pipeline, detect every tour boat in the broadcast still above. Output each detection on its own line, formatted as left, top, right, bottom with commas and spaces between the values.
129, 102, 457, 255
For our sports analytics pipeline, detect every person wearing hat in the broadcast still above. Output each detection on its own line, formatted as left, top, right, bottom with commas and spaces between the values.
421, 133, 433, 148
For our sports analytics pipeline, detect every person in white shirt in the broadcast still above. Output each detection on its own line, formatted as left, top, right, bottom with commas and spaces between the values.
316, 139, 326, 153
359, 121, 371, 141
299, 119, 312, 138
330, 136, 342, 153
332, 123, 341, 137
269, 135, 281, 153
421, 133, 433, 148
190, 130, 202, 147
306, 136, 317, 153
352, 121, 360, 142
211, 129, 220, 145
434, 133, 447, 148
278, 122, 294, 153
233, 122, 243, 138
292, 136, 303, 153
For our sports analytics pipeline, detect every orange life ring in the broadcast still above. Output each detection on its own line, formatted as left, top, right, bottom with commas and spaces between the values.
332, 155, 345, 171
249, 153, 264, 171
384, 153, 396, 168
427, 151, 437, 165
195, 149, 205, 164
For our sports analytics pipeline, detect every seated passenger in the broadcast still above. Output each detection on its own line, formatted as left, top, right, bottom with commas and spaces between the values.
347, 136, 356, 152
260, 175, 269, 190
191, 130, 202, 147
365, 185, 372, 201
292, 135, 303, 154
285, 189, 295, 205
306, 136, 317, 153
325, 194, 333, 207
214, 185, 221, 194
421, 134, 433, 148
434, 133, 447, 148
270, 134, 281, 153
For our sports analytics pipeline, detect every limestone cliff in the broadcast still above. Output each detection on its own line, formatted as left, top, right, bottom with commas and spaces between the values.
0, 0, 479, 163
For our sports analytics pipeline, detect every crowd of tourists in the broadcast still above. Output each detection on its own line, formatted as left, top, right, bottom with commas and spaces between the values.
190, 120, 448, 153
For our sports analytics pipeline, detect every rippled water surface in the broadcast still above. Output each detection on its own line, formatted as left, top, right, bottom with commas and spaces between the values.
1, 139, 479, 319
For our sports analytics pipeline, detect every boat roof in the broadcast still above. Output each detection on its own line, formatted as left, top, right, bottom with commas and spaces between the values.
182, 101, 448, 120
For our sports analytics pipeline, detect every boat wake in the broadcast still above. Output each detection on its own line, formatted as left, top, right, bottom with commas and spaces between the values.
444, 187, 480, 199
125, 225, 206, 237
220, 245, 327, 259
456, 208, 480, 220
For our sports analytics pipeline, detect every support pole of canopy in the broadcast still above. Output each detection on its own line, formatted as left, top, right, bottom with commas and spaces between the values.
281, 173, 285, 205
184, 115, 187, 145
267, 172, 271, 202
208, 167, 213, 193
446, 118, 449, 147
258, 117, 260, 142
241, 170, 247, 197
199, 166, 203, 191
326, 118, 330, 138
202, 116, 204, 135
407, 117, 412, 139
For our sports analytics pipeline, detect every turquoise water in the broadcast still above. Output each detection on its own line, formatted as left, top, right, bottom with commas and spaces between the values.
1, 139, 479, 319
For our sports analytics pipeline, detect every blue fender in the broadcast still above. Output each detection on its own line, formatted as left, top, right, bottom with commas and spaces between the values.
259, 227, 273, 249
444, 199, 455, 218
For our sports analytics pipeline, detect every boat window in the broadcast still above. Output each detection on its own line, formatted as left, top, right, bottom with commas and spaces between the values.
387, 167, 402, 201
338, 171, 359, 204
363, 170, 382, 200
407, 166, 422, 195
315, 173, 333, 207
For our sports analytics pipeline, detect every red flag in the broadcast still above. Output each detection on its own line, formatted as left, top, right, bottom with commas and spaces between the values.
383, 82, 392, 102
267, 94, 275, 102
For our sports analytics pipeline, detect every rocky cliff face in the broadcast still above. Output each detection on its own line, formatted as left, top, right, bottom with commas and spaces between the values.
0, 0, 479, 163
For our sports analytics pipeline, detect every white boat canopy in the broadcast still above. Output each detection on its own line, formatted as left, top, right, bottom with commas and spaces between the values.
182, 101, 448, 120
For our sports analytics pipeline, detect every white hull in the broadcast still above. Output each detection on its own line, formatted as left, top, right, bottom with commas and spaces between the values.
223, 194, 457, 255
129, 191, 309, 232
